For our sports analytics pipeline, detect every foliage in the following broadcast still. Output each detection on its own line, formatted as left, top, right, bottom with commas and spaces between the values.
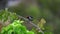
0, 8, 18, 22
0, 20, 34, 34
38, 18, 46, 30
0, 8, 54, 34
0, 8, 18, 26
31, 18, 53, 34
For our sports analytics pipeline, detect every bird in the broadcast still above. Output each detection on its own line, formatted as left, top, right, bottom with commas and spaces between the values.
26, 16, 33, 21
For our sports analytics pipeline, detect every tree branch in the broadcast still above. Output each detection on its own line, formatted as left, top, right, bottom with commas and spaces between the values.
17, 15, 44, 34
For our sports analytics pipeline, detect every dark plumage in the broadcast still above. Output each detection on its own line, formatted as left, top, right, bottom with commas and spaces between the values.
27, 16, 33, 21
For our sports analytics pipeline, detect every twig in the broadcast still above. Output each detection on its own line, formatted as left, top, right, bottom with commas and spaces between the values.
17, 15, 44, 34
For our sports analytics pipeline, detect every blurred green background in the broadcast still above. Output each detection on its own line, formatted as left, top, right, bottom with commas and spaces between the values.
7, 0, 60, 34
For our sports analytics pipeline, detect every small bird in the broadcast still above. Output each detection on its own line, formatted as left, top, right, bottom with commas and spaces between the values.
26, 16, 33, 21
